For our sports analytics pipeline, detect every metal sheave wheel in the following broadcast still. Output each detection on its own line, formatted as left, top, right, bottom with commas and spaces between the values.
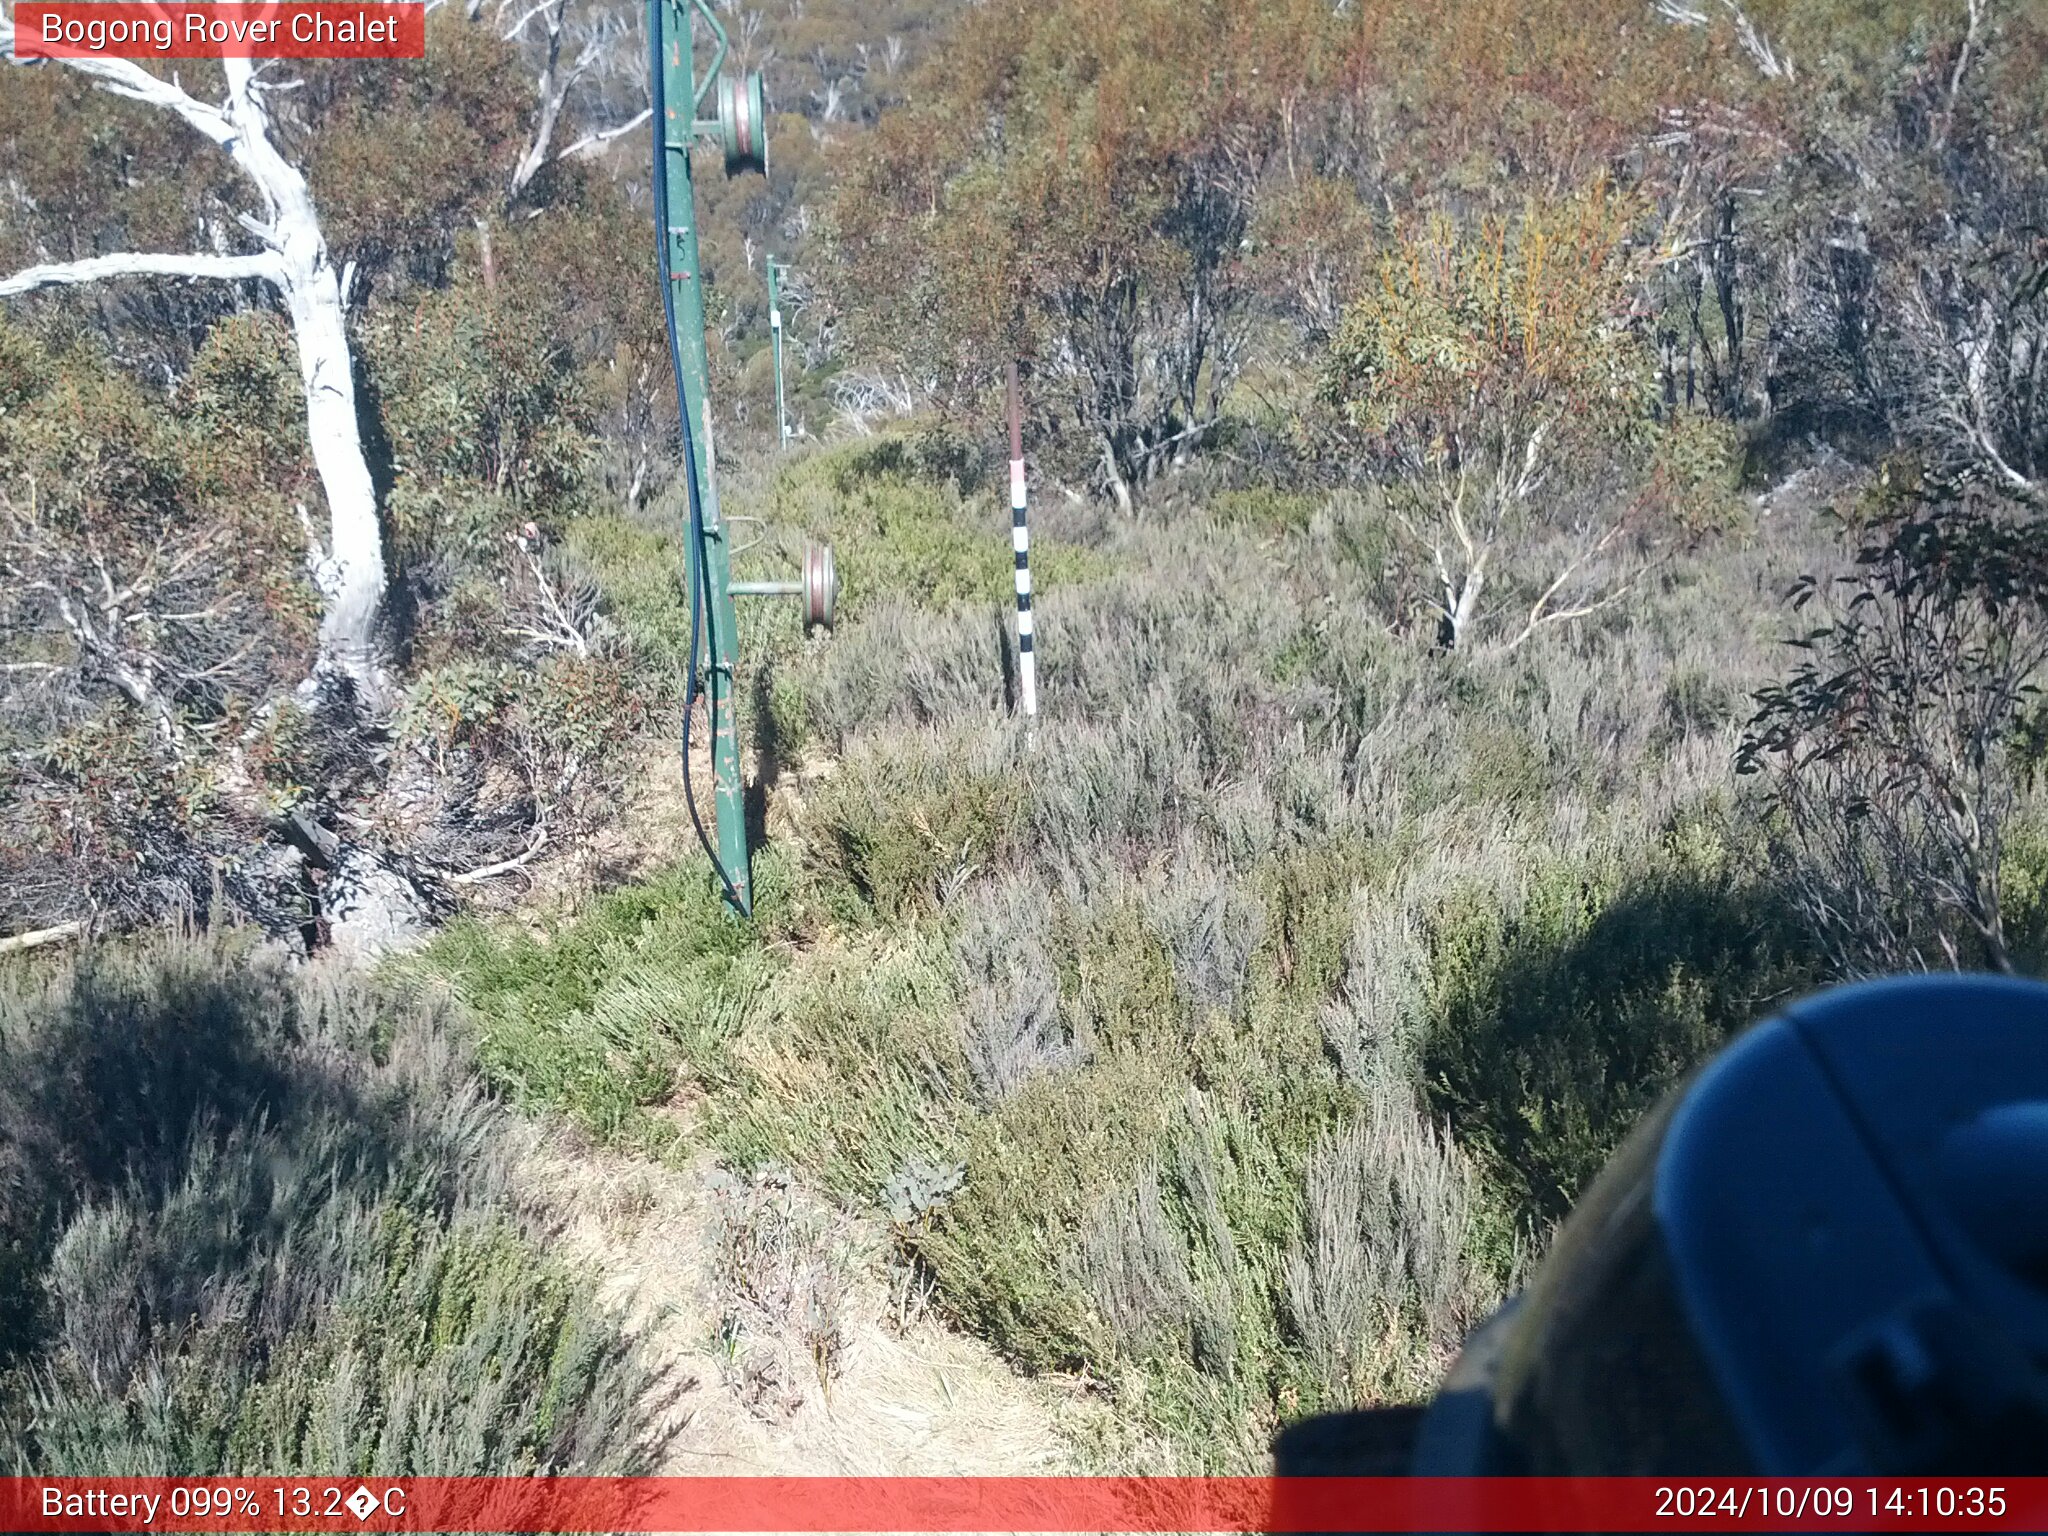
718, 70, 768, 177
802, 540, 838, 633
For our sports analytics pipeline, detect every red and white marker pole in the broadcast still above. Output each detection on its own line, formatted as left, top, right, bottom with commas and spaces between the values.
1007, 361, 1037, 719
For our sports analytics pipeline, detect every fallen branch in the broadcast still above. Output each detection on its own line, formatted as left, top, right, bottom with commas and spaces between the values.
447, 825, 550, 884
0, 920, 86, 956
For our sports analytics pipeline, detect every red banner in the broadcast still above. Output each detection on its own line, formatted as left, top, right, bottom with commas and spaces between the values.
1, 1477, 2044, 1532
11, 3, 425, 59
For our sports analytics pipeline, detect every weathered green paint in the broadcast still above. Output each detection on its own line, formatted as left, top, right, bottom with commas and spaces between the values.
656, 0, 753, 914
767, 255, 789, 450
717, 70, 768, 176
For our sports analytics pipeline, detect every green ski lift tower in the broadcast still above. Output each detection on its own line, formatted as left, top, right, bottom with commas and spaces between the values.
767, 253, 792, 449
650, 0, 835, 916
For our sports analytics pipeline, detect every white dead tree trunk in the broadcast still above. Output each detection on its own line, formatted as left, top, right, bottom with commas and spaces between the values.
504, 0, 582, 201
499, 0, 649, 204
0, 31, 389, 707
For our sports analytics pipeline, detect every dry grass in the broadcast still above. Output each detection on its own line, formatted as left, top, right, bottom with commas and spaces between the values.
427, 444, 1911, 1467
1282, 1078, 1499, 1406
0, 934, 658, 1475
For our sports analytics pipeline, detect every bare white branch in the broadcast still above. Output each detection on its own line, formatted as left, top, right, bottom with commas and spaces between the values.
0, 250, 284, 299
0, 24, 238, 146
558, 106, 653, 160
0, 921, 86, 956
445, 825, 550, 883
1652, 0, 1794, 81
1948, 0, 1987, 111
501, 0, 556, 40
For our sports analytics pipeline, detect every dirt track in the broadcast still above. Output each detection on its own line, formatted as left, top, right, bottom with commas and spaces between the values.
516, 1130, 1084, 1477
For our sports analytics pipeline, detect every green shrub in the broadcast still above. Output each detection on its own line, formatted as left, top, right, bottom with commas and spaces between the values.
913, 964, 1402, 1465
565, 515, 693, 681
826, 423, 988, 494
419, 843, 968, 1199
0, 313, 50, 412
914, 1049, 1182, 1376
177, 312, 308, 497
0, 355, 188, 519
419, 862, 766, 1147
2004, 821, 2048, 977
362, 282, 595, 507
1, 711, 260, 931
1657, 667, 1739, 745
0, 934, 655, 1474
809, 730, 1024, 921
1282, 1079, 1498, 1412
1452, 717, 1555, 812
1255, 840, 1382, 1007
749, 443, 1116, 629
705, 929, 968, 1197
386, 483, 528, 579
1420, 821, 1817, 1227
1210, 488, 1320, 535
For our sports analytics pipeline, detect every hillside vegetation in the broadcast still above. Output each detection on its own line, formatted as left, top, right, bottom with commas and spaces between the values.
0, 935, 661, 1472
421, 433, 2048, 1466
4, 0, 2047, 1475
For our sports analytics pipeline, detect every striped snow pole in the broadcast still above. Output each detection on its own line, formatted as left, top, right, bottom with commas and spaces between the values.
767, 256, 789, 450
1007, 361, 1037, 719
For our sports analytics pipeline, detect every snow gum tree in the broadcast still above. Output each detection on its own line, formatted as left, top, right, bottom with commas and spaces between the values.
0, 26, 389, 706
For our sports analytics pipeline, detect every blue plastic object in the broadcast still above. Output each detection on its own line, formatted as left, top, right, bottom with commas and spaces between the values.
1401, 975, 2048, 1475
